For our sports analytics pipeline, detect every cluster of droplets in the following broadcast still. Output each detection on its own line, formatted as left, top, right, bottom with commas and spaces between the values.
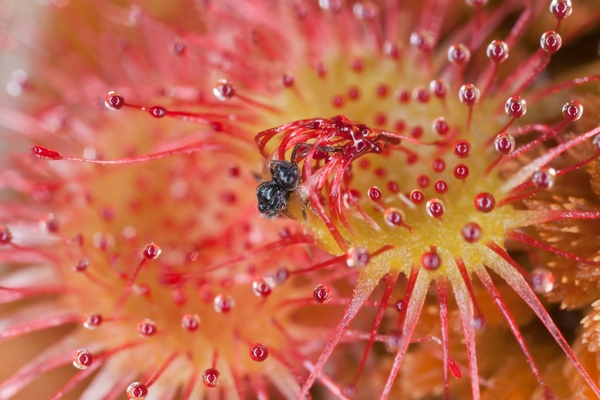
79, 1, 593, 392
251, 0, 600, 397
18, 96, 319, 398
5, 0, 600, 398
53, 226, 300, 399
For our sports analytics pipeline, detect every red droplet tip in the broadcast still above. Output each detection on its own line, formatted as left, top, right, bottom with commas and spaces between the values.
31, 146, 62, 160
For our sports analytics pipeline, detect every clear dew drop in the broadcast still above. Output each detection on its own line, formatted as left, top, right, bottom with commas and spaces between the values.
383, 41, 400, 58
40, 213, 59, 233
426, 199, 445, 218
252, 279, 273, 297
458, 84, 480, 106
346, 247, 370, 268
249, 343, 269, 362
410, 30, 435, 51
412, 86, 429, 103
313, 284, 333, 304
532, 167, 557, 189
137, 319, 157, 337
540, 31, 562, 53
213, 79, 235, 101
562, 100, 583, 121
181, 314, 201, 331
72, 348, 93, 369
461, 222, 483, 243
453, 140, 471, 158
148, 106, 167, 118
432, 117, 449, 136
421, 249, 441, 271
429, 79, 448, 98
104, 91, 125, 110
142, 242, 161, 260
453, 164, 469, 180
410, 189, 425, 204
474, 192, 495, 213
213, 294, 235, 313
494, 133, 516, 155
202, 368, 220, 388
83, 314, 103, 329
434, 180, 448, 194
530, 268, 555, 294
447, 43, 470, 65
486, 40, 509, 63
126, 382, 148, 400
504, 96, 527, 118
383, 207, 405, 227
550, 0, 572, 20
367, 186, 382, 202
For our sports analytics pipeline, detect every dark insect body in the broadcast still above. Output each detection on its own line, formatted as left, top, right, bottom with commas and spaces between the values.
256, 160, 301, 218
255, 116, 406, 218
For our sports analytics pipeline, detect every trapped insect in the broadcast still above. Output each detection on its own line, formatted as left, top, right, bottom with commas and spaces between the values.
256, 159, 301, 218
255, 117, 399, 219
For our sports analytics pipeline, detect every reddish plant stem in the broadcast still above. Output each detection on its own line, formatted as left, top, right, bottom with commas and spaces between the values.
476, 269, 552, 397
508, 230, 600, 266
436, 279, 451, 400
350, 273, 398, 387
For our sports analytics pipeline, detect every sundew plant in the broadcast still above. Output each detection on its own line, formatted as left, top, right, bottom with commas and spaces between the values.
1, 0, 600, 399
